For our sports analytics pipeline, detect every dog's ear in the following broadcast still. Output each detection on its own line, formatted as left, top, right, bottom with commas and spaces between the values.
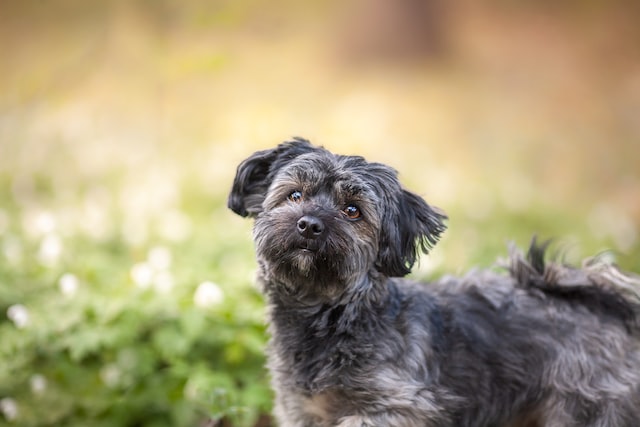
228, 137, 316, 217
376, 190, 447, 277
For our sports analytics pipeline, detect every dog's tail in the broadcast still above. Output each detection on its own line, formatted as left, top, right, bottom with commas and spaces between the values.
508, 238, 640, 331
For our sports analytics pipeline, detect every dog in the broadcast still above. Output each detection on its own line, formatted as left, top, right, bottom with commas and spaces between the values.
228, 138, 640, 427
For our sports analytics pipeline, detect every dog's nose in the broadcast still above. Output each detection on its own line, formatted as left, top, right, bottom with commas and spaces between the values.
297, 215, 325, 239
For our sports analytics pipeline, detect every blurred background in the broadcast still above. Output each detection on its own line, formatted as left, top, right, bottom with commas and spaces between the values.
0, 0, 638, 425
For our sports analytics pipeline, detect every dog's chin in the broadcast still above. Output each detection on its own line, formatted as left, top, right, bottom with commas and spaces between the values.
257, 242, 353, 297
271, 247, 336, 280
289, 247, 318, 275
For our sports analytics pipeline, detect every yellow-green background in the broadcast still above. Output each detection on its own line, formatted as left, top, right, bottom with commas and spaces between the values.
1, 1, 638, 426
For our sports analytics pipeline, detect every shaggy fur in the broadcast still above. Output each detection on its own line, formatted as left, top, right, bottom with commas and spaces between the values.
228, 138, 640, 427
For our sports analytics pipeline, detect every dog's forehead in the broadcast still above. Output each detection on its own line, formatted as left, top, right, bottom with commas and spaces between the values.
279, 151, 389, 194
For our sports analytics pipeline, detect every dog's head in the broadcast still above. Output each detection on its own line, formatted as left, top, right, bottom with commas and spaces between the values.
229, 138, 447, 296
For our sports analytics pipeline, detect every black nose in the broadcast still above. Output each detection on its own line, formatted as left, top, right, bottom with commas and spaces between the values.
297, 215, 325, 239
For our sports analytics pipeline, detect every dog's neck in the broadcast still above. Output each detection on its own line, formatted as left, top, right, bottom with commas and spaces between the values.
265, 272, 401, 393
263, 270, 391, 310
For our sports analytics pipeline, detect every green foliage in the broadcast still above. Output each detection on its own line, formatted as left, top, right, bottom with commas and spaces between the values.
0, 184, 271, 426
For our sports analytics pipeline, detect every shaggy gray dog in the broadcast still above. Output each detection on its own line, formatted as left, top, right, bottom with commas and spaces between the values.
228, 138, 640, 427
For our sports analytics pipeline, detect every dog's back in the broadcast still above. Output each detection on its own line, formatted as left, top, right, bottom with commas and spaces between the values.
419, 242, 640, 426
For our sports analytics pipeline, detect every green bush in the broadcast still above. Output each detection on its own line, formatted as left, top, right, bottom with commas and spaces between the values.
0, 185, 272, 426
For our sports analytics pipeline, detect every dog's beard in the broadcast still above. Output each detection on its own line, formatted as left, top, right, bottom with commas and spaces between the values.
253, 210, 377, 299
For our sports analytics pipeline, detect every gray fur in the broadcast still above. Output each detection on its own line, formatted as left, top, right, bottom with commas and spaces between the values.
228, 138, 640, 427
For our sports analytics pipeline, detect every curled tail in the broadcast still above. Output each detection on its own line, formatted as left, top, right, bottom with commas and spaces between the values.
508, 238, 640, 331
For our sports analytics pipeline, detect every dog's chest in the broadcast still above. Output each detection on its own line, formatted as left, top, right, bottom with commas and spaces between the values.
302, 391, 339, 422
277, 334, 359, 392
289, 388, 367, 426
271, 307, 376, 392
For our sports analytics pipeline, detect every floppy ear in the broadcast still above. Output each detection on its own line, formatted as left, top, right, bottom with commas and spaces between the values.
228, 137, 316, 217
376, 190, 447, 277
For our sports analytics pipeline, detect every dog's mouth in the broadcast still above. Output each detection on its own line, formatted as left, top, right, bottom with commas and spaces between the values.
298, 241, 321, 253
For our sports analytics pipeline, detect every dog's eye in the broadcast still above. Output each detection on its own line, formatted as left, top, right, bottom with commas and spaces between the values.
288, 191, 303, 203
343, 205, 361, 220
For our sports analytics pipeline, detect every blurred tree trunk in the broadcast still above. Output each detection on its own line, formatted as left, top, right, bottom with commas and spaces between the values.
337, 0, 451, 63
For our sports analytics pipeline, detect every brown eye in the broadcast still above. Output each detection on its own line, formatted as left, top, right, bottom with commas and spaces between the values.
288, 191, 303, 203
344, 205, 361, 220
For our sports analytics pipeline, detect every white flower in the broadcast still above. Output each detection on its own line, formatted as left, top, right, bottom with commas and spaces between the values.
153, 271, 174, 294
34, 211, 56, 235
23, 210, 57, 239
0, 397, 18, 421
7, 304, 29, 329
58, 273, 79, 297
30, 374, 47, 394
38, 234, 62, 266
132, 251, 176, 294
130, 262, 153, 289
194, 281, 224, 308
147, 246, 172, 271
100, 364, 121, 388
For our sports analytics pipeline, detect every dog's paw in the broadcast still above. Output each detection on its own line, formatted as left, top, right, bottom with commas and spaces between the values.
335, 415, 372, 427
